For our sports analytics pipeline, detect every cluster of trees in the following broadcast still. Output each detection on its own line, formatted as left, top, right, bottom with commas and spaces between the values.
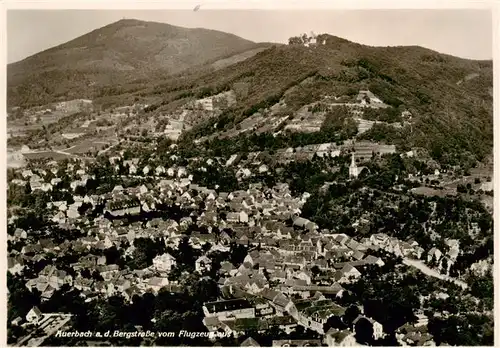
308, 102, 330, 113
125, 237, 167, 270
299, 154, 400, 227
95, 118, 114, 127
7, 181, 32, 207
275, 153, 348, 195
423, 280, 492, 319
362, 107, 403, 123
321, 106, 359, 138
428, 313, 493, 346
191, 163, 240, 193
288, 33, 316, 45
357, 123, 408, 150
7, 273, 41, 324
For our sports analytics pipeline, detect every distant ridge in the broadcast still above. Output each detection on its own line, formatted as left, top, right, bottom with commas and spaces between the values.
7, 19, 264, 107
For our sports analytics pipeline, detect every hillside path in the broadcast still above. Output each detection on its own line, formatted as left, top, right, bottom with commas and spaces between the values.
403, 258, 468, 289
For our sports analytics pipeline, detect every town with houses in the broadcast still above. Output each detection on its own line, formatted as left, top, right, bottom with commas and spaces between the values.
5, 24, 494, 348
7, 113, 493, 345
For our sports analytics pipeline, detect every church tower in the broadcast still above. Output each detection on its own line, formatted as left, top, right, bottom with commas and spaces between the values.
349, 152, 359, 178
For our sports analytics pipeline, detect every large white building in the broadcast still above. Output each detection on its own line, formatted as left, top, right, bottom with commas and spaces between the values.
152, 253, 177, 273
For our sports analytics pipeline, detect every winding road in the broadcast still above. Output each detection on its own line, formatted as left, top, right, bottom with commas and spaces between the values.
403, 258, 468, 289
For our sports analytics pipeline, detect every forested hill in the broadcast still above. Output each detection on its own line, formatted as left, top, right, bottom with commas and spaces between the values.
7, 19, 265, 107
174, 34, 493, 167
8, 25, 493, 167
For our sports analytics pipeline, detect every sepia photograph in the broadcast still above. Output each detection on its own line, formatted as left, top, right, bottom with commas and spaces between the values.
4, 3, 496, 347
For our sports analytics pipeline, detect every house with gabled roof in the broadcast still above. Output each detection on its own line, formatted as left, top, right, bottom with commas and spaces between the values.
98, 264, 120, 281
270, 271, 288, 283
219, 191, 230, 199
369, 233, 389, 246
363, 255, 385, 267
203, 298, 255, 321
334, 264, 362, 284
335, 234, 350, 245
152, 253, 176, 273
166, 167, 175, 177
241, 275, 268, 295
236, 168, 252, 179
290, 283, 345, 299
52, 211, 67, 224
21, 169, 34, 178
219, 261, 238, 277
8, 256, 25, 275
155, 166, 166, 176
352, 250, 365, 261
144, 277, 169, 294
298, 239, 316, 252
241, 337, 260, 347
325, 328, 357, 346
395, 324, 435, 346
427, 247, 443, 263
295, 270, 312, 285
259, 288, 279, 303
353, 315, 385, 340
26, 306, 44, 324
195, 255, 213, 273
346, 238, 364, 251
258, 164, 268, 174
123, 285, 141, 303
270, 292, 296, 317
445, 239, 460, 261
177, 166, 187, 178
13, 228, 27, 240
219, 317, 266, 337
27, 266, 72, 299
114, 278, 131, 293
21, 244, 42, 255
216, 230, 231, 245
243, 250, 261, 266
226, 154, 242, 167
239, 211, 249, 224
202, 316, 223, 333
312, 258, 329, 271
295, 296, 347, 334
283, 255, 307, 270
74, 277, 94, 292
226, 212, 241, 223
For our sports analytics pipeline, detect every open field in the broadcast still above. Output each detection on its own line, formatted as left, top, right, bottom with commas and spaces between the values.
64, 138, 116, 155
22, 151, 75, 161
411, 186, 456, 198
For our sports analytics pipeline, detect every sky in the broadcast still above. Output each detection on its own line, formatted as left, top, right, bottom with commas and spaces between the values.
7, 9, 493, 63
